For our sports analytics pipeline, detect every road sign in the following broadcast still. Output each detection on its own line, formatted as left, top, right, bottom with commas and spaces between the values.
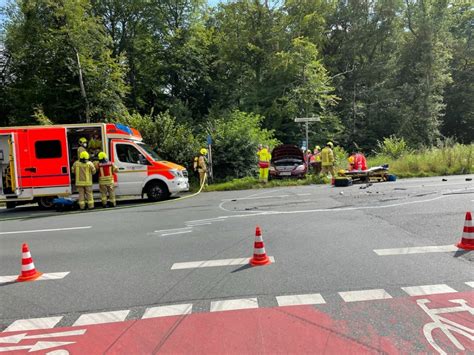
207, 135, 212, 145
294, 117, 321, 123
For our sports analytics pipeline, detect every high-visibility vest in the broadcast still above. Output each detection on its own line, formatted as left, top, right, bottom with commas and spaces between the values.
73, 161, 96, 186
88, 138, 102, 150
321, 147, 334, 166
257, 149, 271, 162
95, 161, 116, 185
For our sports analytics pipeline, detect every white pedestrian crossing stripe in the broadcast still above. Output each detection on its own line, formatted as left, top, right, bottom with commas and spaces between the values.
171, 257, 275, 270
210, 298, 258, 312
3, 317, 63, 332
374, 245, 459, 256
72, 310, 129, 326
338, 289, 393, 302
276, 294, 326, 307
142, 304, 192, 319
401, 284, 457, 296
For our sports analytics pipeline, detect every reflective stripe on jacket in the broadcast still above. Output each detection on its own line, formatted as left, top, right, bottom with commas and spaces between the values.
321, 147, 334, 166
72, 161, 96, 186
94, 161, 117, 185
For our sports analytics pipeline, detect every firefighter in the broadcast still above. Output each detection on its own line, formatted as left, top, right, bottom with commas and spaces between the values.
320, 142, 336, 178
257, 144, 271, 183
94, 152, 118, 207
197, 148, 208, 186
88, 132, 102, 157
77, 137, 88, 159
312, 145, 322, 174
72, 151, 96, 210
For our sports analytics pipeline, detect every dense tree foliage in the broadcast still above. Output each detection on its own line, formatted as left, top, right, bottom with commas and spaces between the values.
0, 0, 472, 158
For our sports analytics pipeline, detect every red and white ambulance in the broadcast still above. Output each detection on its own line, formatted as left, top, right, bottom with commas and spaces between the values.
0, 123, 189, 208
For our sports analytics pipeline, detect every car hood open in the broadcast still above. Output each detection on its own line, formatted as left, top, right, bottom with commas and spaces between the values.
271, 144, 304, 162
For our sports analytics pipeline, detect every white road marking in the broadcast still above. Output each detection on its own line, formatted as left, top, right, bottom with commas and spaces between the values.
160, 230, 193, 236
171, 256, 275, 270
222, 195, 289, 201
210, 298, 258, 312
142, 304, 192, 319
0, 341, 75, 352
0, 329, 86, 343
465, 281, 474, 288
185, 222, 212, 226
374, 245, 459, 256
0, 272, 69, 285
0, 226, 92, 235
72, 310, 129, 326
276, 293, 326, 307
401, 284, 457, 296
296, 193, 312, 196
154, 227, 191, 233
338, 289, 393, 302
3, 317, 63, 332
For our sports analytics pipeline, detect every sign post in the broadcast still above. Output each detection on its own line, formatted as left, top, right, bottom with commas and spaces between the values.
294, 117, 321, 150
206, 135, 213, 181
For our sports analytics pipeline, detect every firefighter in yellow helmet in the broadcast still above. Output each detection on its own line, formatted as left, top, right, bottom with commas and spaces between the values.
320, 142, 336, 178
77, 137, 88, 159
257, 144, 271, 183
72, 151, 96, 210
88, 132, 102, 157
195, 148, 208, 186
94, 152, 118, 207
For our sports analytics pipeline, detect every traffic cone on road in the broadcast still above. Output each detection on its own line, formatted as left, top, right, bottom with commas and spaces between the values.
250, 226, 271, 266
456, 212, 474, 250
17, 243, 42, 282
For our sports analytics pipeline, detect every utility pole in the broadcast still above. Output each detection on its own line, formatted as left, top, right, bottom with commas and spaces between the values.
74, 48, 90, 123
294, 117, 321, 149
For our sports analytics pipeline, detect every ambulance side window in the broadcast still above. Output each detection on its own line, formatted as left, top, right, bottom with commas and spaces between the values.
35, 140, 62, 159
116, 144, 149, 165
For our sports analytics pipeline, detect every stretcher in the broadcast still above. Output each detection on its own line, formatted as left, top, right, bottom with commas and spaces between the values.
336, 165, 396, 185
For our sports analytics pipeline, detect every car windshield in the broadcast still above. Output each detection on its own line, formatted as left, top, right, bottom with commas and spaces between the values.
137, 142, 163, 161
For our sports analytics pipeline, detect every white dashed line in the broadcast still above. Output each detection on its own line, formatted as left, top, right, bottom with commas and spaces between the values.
142, 304, 193, 319
338, 289, 393, 302
171, 256, 275, 270
401, 284, 457, 296
210, 298, 258, 312
72, 310, 130, 326
0, 226, 92, 235
3, 317, 63, 332
154, 227, 191, 233
0, 272, 70, 285
161, 230, 193, 236
374, 245, 459, 256
276, 294, 326, 307
466, 282, 474, 288
296, 193, 312, 196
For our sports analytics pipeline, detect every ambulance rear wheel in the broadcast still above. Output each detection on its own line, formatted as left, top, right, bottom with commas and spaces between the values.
146, 181, 169, 202
37, 197, 55, 210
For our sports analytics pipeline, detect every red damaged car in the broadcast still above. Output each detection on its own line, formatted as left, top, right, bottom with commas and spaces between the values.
269, 144, 307, 179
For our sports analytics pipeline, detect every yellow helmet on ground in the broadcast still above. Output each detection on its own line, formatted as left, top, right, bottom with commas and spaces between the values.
79, 151, 90, 160
327, 142, 334, 148
98, 152, 107, 160
79, 137, 87, 144
200, 148, 208, 155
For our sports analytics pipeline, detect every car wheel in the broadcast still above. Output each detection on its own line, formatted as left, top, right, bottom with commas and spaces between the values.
146, 181, 170, 202
38, 197, 55, 210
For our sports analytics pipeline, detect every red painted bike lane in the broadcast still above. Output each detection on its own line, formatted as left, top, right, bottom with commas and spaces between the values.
1, 291, 472, 354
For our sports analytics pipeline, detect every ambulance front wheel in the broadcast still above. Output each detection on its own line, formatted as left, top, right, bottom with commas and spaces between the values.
145, 181, 169, 202
37, 196, 55, 210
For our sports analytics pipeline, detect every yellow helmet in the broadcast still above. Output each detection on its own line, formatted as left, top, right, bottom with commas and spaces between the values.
327, 142, 334, 148
98, 152, 107, 160
338, 169, 346, 176
348, 156, 355, 163
79, 137, 87, 144
315, 145, 321, 150
200, 148, 208, 155
79, 151, 90, 160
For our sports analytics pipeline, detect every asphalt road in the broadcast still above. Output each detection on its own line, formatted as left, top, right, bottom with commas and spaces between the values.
0, 175, 473, 353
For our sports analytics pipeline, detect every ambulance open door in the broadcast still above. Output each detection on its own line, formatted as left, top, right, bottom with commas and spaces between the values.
0, 133, 20, 196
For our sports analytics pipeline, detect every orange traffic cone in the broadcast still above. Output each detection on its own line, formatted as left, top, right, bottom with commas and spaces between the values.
17, 243, 42, 282
457, 212, 474, 250
250, 226, 271, 266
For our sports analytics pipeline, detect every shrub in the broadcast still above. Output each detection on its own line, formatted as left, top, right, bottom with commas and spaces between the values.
207, 110, 279, 181
375, 135, 409, 159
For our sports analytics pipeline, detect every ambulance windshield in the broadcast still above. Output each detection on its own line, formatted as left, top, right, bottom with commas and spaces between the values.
138, 142, 163, 161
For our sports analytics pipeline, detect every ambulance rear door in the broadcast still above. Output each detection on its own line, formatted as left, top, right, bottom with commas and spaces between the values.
0, 132, 20, 197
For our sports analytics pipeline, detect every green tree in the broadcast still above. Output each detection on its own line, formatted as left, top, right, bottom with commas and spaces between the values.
4, 0, 128, 124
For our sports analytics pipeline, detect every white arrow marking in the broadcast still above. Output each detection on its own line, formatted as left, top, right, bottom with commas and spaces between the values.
0, 329, 86, 344
0, 341, 74, 352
